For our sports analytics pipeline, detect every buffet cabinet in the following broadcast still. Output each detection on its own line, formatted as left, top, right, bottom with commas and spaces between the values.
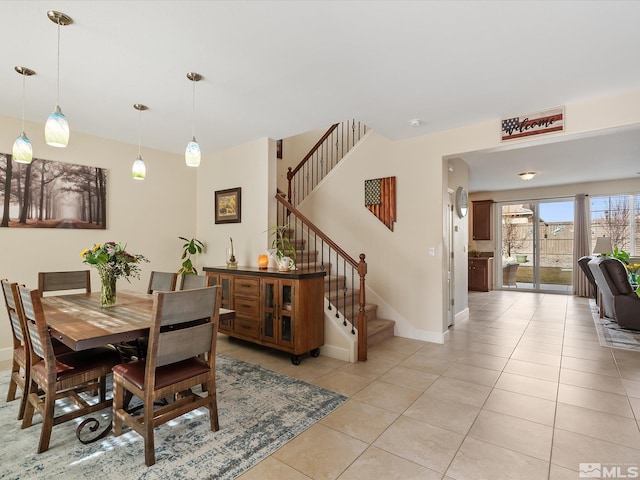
204, 266, 326, 364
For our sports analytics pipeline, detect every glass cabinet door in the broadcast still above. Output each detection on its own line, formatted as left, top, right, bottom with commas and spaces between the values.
262, 279, 277, 343
278, 280, 294, 348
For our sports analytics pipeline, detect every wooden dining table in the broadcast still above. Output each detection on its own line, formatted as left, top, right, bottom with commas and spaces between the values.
41, 290, 235, 351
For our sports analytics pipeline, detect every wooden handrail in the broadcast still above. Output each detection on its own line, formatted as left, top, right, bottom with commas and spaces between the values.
276, 194, 358, 269
287, 123, 339, 179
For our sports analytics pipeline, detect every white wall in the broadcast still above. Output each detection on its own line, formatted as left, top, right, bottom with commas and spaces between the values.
0, 114, 196, 360
277, 127, 327, 194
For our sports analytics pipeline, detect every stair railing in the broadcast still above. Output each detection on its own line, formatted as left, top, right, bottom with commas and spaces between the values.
275, 193, 368, 361
287, 119, 368, 207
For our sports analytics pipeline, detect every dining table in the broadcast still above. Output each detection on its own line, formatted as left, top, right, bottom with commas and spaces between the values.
41, 290, 235, 352
39, 290, 234, 444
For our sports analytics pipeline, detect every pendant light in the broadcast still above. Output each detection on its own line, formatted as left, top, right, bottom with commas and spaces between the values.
185, 72, 202, 167
13, 66, 36, 164
44, 10, 72, 148
132, 104, 148, 180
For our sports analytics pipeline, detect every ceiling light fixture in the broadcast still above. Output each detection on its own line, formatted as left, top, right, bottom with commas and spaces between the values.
185, 72, 202, 167
13, 66, 36, 164
410, 119, 421, 127
44, 10, 72, 148
519, 171, 536, 181
132, 104, 148, 180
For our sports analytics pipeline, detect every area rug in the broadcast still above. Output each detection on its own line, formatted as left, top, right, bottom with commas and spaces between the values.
590, 299, 640, 352
0, 354, 346, 479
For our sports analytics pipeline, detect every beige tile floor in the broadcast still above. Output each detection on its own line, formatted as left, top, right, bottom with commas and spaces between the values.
2, 290, 639, 479
230, 290, 640, 480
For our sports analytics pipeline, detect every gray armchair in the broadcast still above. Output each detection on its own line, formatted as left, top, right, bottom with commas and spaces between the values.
589, 256, 640, 330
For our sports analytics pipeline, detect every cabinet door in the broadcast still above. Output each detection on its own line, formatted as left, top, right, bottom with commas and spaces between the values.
278, 280, 294, 349
472, 200, 492, 240
262, 278, 278, 344
208, 273, 234, 331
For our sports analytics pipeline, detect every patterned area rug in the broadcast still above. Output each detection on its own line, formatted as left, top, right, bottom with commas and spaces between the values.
0, 354, 346, 479
590, 299, 640, 352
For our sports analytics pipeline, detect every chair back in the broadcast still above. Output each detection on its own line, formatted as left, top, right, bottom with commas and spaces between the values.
147, 271, 178, 294
147, 286, 220, 371
578, 255, 597, 298
38, 271, 91, 297
179, 274, 211, 290
18, 286, 55, 365
2, 280, 27, 350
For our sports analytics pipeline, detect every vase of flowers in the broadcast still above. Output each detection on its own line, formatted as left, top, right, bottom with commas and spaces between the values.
80, 241, 148, 307
627, 263, 640, 286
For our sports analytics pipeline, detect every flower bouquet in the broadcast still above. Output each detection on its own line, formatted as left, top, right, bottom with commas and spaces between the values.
80, 241, 148, 307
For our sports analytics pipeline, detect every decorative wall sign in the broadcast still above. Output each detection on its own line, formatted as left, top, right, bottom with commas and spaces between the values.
215, 187, 241, 224
0, 153, 107, 229
364, 176, 396, 231
501, 107, 564, 141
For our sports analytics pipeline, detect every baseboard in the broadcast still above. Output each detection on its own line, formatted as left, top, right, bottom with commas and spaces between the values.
455, 308, 470, 324
319, 344, 352, 362
410, 329, 446, 344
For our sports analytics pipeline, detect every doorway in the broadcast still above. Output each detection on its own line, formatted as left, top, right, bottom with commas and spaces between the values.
498, 198, 574, 293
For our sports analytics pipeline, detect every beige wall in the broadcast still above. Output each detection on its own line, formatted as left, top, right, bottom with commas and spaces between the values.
298, 88, 640, 343
277, 127, 327, 194
0, 114, 196, 360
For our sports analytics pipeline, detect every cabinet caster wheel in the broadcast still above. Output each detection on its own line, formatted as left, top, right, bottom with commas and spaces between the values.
291, 355, 301, 365
310, 348, 320, 357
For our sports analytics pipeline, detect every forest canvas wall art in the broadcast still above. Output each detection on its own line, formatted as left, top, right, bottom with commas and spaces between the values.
0, 153, 107, 229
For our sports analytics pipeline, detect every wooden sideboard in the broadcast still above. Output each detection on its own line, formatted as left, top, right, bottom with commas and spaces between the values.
468, 257, 493, 292
204, 266, 326, 365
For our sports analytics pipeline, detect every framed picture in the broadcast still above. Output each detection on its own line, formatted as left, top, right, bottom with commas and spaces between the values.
215, 187, 241, 224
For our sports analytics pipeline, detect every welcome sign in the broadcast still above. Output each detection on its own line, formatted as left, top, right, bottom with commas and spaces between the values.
501, 107, 564, 141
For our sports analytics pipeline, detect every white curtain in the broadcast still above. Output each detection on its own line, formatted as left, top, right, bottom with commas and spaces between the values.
573, 194, 591, 297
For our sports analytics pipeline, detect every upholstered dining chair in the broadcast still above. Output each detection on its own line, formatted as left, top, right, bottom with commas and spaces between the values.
112, 286, 222, 466
17, 286, 121, 453
147, 271, 178, 294
178, 274, 211, 290
38, 270, 91, 297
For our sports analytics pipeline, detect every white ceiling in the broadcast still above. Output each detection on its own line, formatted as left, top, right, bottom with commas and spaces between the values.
2, 1, 640, 192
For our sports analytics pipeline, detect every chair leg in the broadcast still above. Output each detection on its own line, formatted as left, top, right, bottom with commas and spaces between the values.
21, 380, 37, 430
17, 386, 29, 421
99, 376, 107, 403
143, 406, 156, 466
37, 392, 56, 453
6, 362, 19, 402
112, 376, 123, 437
206, 378, 219, 431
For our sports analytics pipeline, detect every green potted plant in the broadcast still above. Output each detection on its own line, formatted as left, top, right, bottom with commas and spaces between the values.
268, 224, 296, 270
469, 249, 481, 258
178, 236, 205, 275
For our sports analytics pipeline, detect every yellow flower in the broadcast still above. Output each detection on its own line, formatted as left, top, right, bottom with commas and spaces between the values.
92, 244, 101, 252
80, 248, 90, 258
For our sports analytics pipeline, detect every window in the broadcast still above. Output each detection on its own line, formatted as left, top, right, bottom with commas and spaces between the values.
590, 194, 639, 255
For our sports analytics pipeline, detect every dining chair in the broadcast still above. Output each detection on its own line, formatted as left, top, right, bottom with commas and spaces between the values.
38, 270, 91, 297
147, 271, 178, 294
178, 274, 211, 290
112, 286, 222, 466
17, 286, 121, 453
2, 280, 30, 420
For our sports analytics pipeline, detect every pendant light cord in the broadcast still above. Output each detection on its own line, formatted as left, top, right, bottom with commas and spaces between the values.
138, 109, 142, 156
191, 78, 196, 138
56, 18, 61, 106
21, 72, 26, 133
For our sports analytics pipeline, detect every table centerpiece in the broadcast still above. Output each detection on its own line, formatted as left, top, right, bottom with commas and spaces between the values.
80, 241, 148, 307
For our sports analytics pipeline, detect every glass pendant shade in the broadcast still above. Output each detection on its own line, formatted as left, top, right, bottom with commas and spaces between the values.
132, 154, 146, 180
13, 132, 33, 164
45, 105, 69, 147
185, 136, 201, 167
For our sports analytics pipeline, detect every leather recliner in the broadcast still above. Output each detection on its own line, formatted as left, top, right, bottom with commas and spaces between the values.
589, 256, 640, 330
578, 255, 598, 301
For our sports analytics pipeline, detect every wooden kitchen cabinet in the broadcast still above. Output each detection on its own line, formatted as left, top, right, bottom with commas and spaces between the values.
472, 200, 492, 241
205, 266, 325, 364
468, 257, 493, 292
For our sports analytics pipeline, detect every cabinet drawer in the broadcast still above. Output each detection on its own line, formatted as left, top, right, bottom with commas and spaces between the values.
234, 296, 260, 318
234, 277, 260, 296
233, 318, 260, 339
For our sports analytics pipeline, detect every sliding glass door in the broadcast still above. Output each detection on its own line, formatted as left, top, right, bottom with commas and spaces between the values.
498, 199, 574, 292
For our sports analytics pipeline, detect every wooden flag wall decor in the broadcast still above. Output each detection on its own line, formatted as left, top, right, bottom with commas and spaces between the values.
501, 107, 564, 141
364, 176, 396, 231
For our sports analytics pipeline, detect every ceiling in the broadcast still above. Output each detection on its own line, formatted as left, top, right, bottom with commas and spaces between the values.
2, 1, 640, 192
